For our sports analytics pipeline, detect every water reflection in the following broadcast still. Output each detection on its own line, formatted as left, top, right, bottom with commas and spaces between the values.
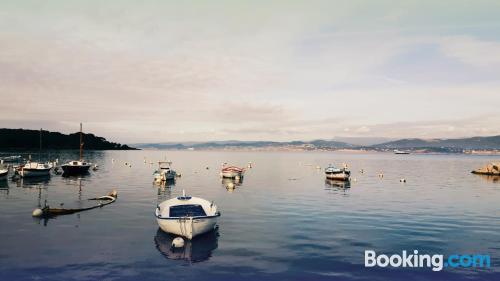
221, 177, 243, 191
156, 180, 175, 203
325, 179, 351, 192
154, 228, 219, 263
0, 179, 9, 193
474, 174, 500, 183
14, 176, 51, 189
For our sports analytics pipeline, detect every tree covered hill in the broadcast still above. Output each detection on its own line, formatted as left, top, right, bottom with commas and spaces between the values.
0, 128, 136, 150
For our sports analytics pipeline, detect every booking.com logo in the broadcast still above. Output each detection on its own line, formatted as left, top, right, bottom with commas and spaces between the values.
365, 250, 491, 271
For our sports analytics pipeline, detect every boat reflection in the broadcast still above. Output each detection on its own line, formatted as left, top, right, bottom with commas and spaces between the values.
156, 179, 175, 202
14, 176, 51, 188
325, 179, 351, 191
0, 179, 9, 192
221, 177, 243, 192
475, 174, 500, 183
154, 228, 219, 263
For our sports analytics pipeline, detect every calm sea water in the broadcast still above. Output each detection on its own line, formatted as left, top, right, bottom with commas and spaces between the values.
0, 150, 499, 281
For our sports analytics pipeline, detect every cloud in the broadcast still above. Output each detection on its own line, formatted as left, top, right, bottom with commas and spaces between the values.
0, 1, 500, 142
439, 36, 500, 66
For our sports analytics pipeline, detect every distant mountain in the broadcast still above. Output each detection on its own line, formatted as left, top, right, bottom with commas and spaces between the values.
135, 139, 354, 150
0, 128, 136, 150
373, 135, 500, 151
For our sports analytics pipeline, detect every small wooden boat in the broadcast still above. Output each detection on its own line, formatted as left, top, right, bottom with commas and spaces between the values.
472, 162, 500, 176
156, 190, 220, 240
325, 164, 350, 181
32, 190, 117, 218
220, 164, 245, 179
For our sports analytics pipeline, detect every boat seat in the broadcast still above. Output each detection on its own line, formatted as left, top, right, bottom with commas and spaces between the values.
169, 204, 207, 217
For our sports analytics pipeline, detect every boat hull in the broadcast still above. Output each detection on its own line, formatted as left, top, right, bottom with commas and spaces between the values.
61, 165, 91, 175
0, 170, 8, 179
156, 216, 218, 240
325, 173, 350, 181
220, 171, 243, 178
20, 168, 51, 178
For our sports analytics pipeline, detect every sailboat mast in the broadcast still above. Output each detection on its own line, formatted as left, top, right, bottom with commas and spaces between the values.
79, 123, 83, 161
39, 128, 42, 162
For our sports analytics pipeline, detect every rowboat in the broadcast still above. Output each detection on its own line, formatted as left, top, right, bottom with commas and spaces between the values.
220, 165, 244, 179
32, 190, 117, 218
155, 190, 220, 240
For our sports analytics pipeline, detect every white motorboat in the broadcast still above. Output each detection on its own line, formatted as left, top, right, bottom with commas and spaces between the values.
155, 190, 220, 240
154, 161, 177, 182
220, 164, 245, 179
19, 162, 52, 178
0, 167, 8, 179
394, 149, 410, 154
325, 164, 350, 181
61, 123, 92, 175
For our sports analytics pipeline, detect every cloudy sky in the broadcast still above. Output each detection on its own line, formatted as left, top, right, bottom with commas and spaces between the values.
1, 0, 499, 143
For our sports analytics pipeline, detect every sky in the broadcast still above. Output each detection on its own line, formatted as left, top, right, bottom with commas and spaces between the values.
0, 0, 500, 144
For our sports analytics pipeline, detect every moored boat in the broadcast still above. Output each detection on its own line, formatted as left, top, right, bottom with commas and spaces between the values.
394, 149, 410, 154
325, 164, 350, 181
154, 161, 177, 182
0, 167, 8, 179
0, 155, 22, 163
61, 123, 92, 175
472, 162, 500, 176
220, 164, 245, 179
155, 190, 220, 240
19, 161, 52, 178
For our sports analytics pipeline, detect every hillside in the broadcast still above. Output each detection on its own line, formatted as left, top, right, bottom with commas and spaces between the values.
374, 135, 500, 150
0, 128, 136, 150
135, 139, 354, 150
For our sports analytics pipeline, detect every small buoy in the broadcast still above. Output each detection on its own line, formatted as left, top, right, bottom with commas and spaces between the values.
400, 178, 406, 183
32, 208, 43, 217
206, 166, 209, 170
172, 237, 185, 248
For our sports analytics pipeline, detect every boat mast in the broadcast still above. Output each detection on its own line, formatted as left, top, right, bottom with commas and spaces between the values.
39, 128, 42, 162
79, 123, 84, 161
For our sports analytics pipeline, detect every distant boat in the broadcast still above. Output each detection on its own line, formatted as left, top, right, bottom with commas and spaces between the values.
325, 164, 350, 181
394, 150, 410, 154
155, 190, 220, 239
61, 123, 92, 175
220, 164, 245, 179
19, 129, 52, 178
0, 155, 22, 163
0, 167, 8, 179
154, 161, 177, 182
